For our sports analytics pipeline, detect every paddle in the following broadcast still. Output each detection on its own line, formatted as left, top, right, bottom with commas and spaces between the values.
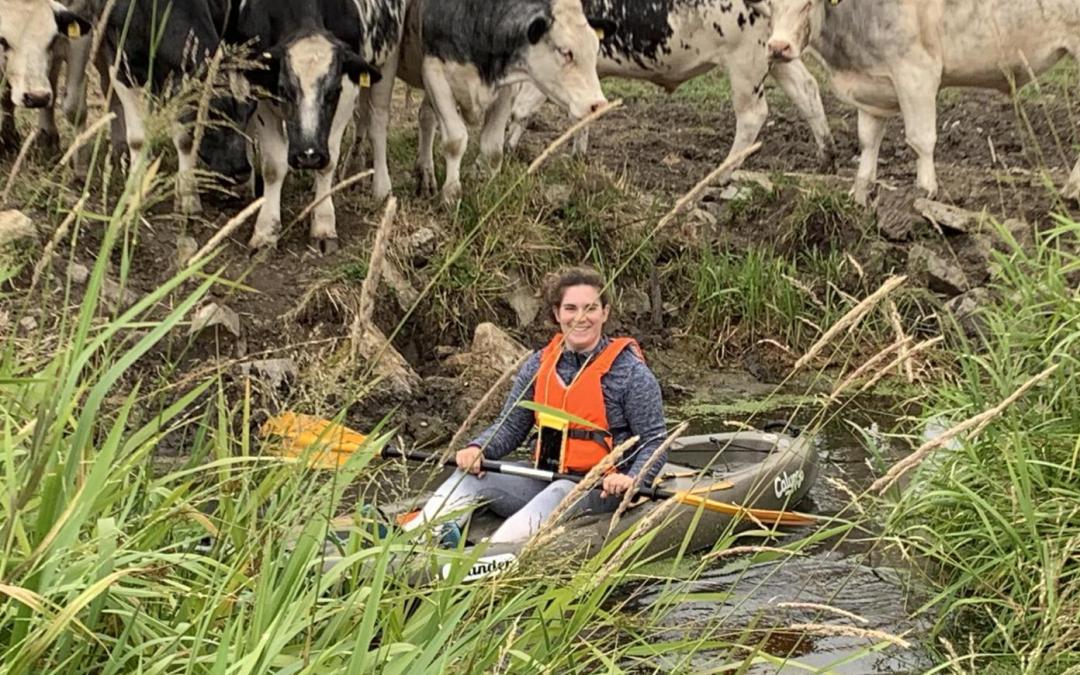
260, 412, 818, 527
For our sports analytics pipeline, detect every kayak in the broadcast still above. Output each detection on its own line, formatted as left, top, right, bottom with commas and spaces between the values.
324, 426, 820, 583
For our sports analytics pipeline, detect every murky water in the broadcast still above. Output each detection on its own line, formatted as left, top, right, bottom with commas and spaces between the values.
634, 389, 937, 673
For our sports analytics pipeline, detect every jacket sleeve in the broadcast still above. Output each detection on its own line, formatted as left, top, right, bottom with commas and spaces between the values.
468, 351, 542, 460
622, 360, 668, 483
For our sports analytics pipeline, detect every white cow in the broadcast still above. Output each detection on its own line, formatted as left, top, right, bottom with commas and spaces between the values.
765, 0, 1080, 205
0, 0, 91, 155
507, 0, 836, 174
397, 0, 611, 203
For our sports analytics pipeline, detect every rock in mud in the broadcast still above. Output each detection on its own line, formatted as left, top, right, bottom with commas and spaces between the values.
907, 243, 969, 296
189, 302, 241, 338
913, 198, 980, 234
67, 262, 90, 284
401, 226, 438, 266
175, 235, 199, 268
382, 257, 420, 312
944, 287, 992, 339
241, 358, 298, 392
354, 323, 421, 398
102, 277, 141, 311
505, 275, 540, 328
0, 210, 36, 247
620, 286, 651, 318
874, 192, 920, 241
445, 322, 528, 384
18, 316, 38, 333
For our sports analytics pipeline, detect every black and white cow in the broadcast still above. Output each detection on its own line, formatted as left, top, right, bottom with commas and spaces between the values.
396, 0, 612, 203
765, 0, 1080, 205
235, 0, 402, 253
73, 0, 255, 213
506, 0, 835, 174
0, 0, 92, 154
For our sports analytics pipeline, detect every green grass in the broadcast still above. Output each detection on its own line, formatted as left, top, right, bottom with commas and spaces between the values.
881, 215, 1080, 672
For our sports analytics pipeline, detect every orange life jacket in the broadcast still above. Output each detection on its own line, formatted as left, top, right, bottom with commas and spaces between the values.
533, 334, 644, 474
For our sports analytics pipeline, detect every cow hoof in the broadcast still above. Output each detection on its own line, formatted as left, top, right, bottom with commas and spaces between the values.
817, 148, 837, 174
316, 238, 340, 256
441, 182, 462, 206
34, 131, 61, 157
414, 166, 437, 198
248, 229, 280, 252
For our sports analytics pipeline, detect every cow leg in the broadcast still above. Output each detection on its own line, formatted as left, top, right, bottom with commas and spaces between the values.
367, 51, 398, 202
110, 77, 148, 168
770, 58, 835, 172
507, 82, 548, 152
722, 59, 770, 179
571, 128, 590, 156
415, 94, 438, 198
310, 81, 360, 254
0, 86, 19, 154
171, 123, 203, 215
853, 109, 887, 206
34, 51, 64, 156
249, 103, 288, 251
892, 63, 941, 197
478, 86, 514, 173
62, 35, 91, 126
422, 59, 469, 204
1062, 47, 1080, 201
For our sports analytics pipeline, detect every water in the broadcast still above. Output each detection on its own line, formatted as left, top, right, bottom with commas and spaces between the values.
635, 392, 937, 673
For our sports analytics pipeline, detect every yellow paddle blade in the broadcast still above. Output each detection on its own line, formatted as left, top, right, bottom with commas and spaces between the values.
260, 412, 370, 469
673, 491, 818, 527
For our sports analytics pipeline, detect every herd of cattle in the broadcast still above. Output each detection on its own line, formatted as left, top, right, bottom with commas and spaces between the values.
1, 0, 1079, 253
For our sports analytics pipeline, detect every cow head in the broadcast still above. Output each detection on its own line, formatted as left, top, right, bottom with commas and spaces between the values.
0, 0, 91, 108
518, 0, 609, 119
197, 96, 257, 185
250, 33, 381, 171
762, 0, 831, 62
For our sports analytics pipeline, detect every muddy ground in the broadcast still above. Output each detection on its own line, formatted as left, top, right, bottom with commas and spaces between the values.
3, 66, 1078, 449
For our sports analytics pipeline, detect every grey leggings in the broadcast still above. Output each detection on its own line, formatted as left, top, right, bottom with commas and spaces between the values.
401, 465, 620, 543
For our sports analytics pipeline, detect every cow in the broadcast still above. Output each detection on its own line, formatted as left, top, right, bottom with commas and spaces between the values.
0, 0, 92, 155
505, 0, 836, 175
764, 0, 1080, 205
70, 0, 256, 213
396, 0, 613, 204
234, 0, 401, 253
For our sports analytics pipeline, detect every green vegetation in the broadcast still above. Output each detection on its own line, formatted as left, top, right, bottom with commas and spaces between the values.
882, 216, 1080, 673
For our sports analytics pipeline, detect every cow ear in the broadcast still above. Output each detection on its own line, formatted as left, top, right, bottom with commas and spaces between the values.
586, 17, 616, 40
527, 17, 549, 45
54, 10, 92, 40
247, 48, 282, 93
343, 52, 382, 88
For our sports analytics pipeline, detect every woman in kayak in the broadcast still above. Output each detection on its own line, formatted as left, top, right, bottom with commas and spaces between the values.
403, 266, 668, 546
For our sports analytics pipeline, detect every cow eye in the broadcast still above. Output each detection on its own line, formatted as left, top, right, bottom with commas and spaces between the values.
559, 47, 574, 64
0, 37, 9, 51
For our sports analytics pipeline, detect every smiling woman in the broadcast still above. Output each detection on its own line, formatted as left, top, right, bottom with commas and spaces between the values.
401, 265, 669, 546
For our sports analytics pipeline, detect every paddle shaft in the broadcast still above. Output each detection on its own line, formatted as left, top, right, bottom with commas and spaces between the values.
382, 446, 681, 503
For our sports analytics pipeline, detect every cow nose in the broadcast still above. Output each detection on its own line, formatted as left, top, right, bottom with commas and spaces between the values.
23, 91, 53, 109
767, 39, 796, 62
588, 100, 607, 115
290, 147, 329, 170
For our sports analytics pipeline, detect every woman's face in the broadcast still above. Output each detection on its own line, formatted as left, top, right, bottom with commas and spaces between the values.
554, 284, 609, 352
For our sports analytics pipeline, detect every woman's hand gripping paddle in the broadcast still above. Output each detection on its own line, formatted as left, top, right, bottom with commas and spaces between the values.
261, 412, 818, 527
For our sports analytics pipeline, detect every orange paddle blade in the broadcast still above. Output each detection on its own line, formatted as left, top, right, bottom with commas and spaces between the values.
673, 491, 818, 527
260, 412, 370, 469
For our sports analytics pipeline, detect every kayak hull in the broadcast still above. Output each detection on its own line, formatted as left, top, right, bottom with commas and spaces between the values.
365, 428, 820, 583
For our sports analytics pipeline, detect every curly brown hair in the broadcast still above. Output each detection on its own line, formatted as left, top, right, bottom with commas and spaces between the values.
542, 266, 611, 322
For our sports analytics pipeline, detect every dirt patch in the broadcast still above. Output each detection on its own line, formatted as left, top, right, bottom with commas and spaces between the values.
3, 74, 1076, 447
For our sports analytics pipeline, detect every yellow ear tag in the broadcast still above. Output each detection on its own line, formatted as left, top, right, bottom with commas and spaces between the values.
67, 23, 81, 39
359, 72, 371, 88
594, 27, 605, 40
